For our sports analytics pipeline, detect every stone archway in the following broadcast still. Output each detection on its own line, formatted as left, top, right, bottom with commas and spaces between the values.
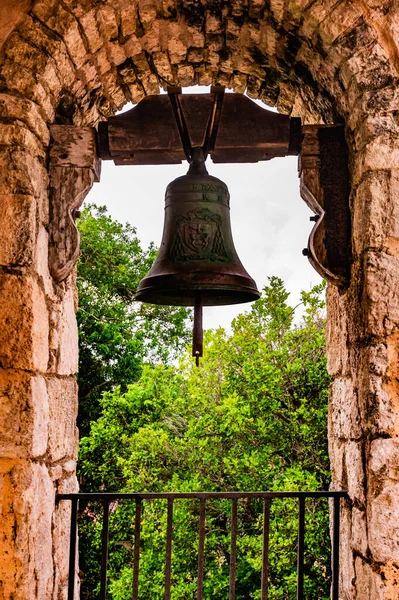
0, 1, 398, 598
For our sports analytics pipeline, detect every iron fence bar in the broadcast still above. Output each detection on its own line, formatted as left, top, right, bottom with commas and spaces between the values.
296, 496, 305, 600
100, 500, 110, 600
332, 496, 341, 600
197, 498, 206, 600
228, 498, 238, 600
132, 498, 142, 600
67, 497, 78, 600
260, 498, 271, 600
164, 498, 174, 600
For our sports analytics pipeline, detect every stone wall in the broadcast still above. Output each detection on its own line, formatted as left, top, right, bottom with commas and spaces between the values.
0, 0, 398, 598
0, 102, 79, 596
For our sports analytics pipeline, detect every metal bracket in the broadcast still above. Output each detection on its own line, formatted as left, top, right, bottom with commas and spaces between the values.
167, 85, 225, 163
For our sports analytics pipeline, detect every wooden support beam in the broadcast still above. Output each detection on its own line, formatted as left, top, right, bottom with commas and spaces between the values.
97, 93, 301, 165
299, 125, 351, 287
49, 125, 100, 283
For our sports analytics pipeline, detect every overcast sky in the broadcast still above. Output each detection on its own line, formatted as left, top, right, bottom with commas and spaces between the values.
86, 88, 321, 331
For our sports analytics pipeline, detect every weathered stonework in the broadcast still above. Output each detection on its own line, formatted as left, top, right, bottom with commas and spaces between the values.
0, 0, 398, 598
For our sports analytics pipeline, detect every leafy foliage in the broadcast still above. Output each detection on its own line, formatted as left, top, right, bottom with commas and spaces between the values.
76, 204, 191, 437
79, 277, 331, 599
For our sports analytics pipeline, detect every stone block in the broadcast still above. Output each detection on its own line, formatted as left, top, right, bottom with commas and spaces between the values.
346, 441, 366, 503
0, 371, 49, 459
369, 438, 399, 488
205, 13, 223, 34
0, 150, 48, 210
354, 557, 382, 600
364, 250, 399, 337
4, 33, 48, 73
338, 502, 357, 598
369, 483, 399, 562
56, 286, 79, 376
329, 439, 365, 503
47, 377, 78, 462
80, 9, 103, 54
0, 94, 50, 146
0, 194, 36, 267
0, 274, 49, 372
0, 123, 46, 159
360, 373, 396, 435
121, 6, 137, 37
318, 2, 362, 45
138, 0, 159, 27
142, 20, 162, 54
354, 133, 399, 182
152, 52, 174, 81
168, 35, 188, 64
0, 460, 55, 599
107, 41, 127, 67
326, 285, 350, 376
0, 59, 55, 121
352, 170, 397, 256
64, 20, 88, 70
176, 65, 195, 87
96, 5, 119, 41
352, 507, 368, 556
330, 378, 362, 440
17, 14, 75, 89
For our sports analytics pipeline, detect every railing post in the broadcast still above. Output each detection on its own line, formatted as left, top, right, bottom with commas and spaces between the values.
132, 498, 142, 600
331, 496, 341, 600
296, 496, 305, 600
261, 498, 271, 600
197, 498, 206, 600
67, 497, 79, 600
229, 498, 238, 600
100, 500, 110, 600
164, 497, 174, 600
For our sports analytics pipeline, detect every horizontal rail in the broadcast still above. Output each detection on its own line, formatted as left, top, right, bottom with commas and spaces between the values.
57, 490, 348, 501
58, 490, 348, 600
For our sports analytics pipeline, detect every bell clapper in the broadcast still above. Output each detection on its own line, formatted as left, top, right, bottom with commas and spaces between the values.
192, 293, 203, 367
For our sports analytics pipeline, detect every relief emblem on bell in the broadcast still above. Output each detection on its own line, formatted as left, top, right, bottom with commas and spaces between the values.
170, 208, 228, 261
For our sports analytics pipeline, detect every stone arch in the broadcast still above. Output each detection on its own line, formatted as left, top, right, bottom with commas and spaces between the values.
0, 1, 398, 598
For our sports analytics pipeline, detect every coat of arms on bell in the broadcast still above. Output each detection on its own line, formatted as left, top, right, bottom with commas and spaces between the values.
170, 208, 228, 262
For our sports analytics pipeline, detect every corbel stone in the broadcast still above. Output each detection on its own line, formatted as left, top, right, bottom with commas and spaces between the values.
299, 125, 351, 287
49, 125, 101, 283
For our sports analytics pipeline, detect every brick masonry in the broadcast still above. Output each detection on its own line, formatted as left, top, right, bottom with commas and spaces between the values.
0, 0, 398, 598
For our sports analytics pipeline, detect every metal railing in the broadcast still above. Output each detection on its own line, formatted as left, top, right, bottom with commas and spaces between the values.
57, 490, 348, 600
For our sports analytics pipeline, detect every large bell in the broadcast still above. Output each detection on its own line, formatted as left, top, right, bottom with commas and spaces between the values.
136, 148, 260, 307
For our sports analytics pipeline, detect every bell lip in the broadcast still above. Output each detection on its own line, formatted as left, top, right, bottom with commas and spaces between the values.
135, 283, 260, 307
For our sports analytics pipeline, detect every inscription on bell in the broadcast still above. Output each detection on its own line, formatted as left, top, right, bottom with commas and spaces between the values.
193, 183, 229, 196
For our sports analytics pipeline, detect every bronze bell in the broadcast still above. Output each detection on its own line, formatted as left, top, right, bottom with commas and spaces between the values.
136, 148, 259, 307
136, 148, 259, 366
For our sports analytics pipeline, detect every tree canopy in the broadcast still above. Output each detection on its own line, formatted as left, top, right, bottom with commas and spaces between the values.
79, 271, 331, 599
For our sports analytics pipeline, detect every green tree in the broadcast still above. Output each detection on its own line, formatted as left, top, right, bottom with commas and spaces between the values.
76, 204, 191, 437
79, 278, 331, 599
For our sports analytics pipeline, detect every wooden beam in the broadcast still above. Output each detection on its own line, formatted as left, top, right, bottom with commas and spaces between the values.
300, 125, 351, 287
49, 125, 100, 282
97, 93, 301, 166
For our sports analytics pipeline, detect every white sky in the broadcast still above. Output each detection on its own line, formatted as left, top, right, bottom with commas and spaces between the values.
86, 88, 321, 330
